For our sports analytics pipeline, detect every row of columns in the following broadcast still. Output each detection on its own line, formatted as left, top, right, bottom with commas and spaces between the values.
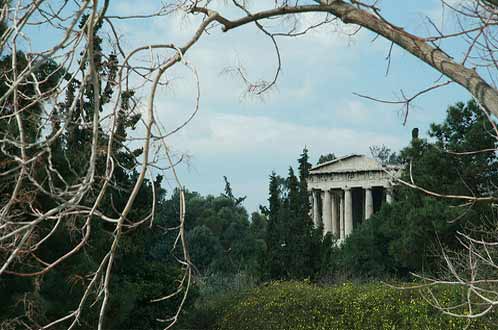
312, 186, 392, 239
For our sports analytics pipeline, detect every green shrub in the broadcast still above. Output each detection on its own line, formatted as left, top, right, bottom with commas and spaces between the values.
178, 272, 256, 330
217, 281, 497, 330
178, 291, 245, 330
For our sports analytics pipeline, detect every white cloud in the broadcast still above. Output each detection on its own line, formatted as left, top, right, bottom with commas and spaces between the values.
168, 110, 404, 157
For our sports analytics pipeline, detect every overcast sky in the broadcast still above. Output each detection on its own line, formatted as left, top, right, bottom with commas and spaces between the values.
33, 0, 472, 212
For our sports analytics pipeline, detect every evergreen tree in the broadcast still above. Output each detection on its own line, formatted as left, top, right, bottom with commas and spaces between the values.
265, 172, 287, 279
298, 148, 312, 218
264, 149, 325, 280
298, 148, 324, 278
286, 167, 306, 278
287, 167, 300, 217
223, 176, 247, 206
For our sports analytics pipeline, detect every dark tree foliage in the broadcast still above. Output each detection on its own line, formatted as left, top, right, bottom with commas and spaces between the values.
187, 225, 224, 273
285, 167, 309, 278
223, 176, 247, 206
265, 172, 286, 279
164, 188, 264, 276
250, 212, 267, 241
264, 149, 327, 280
427, 100, 498, 195
298, 148, 324, 276
317, 153, 336, 165
298, 148, 312, 218
287, 167, 300, 217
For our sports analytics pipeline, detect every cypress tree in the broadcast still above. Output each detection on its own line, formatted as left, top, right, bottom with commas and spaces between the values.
266, 171, 283, 279
286, 166, 308, 278
297, 147, 322, 278
297, 147, 312, 220
287, 167, 300, 217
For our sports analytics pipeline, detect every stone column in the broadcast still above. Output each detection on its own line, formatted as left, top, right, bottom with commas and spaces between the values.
344, 187, 353, 237
331, 192, 338, 237
313, 190, 320, 227
339, 190, 345, 240
322, 190, 332, 233
386, 187, 393, 204
308, 194, 313, 217
364, 187, 374, 220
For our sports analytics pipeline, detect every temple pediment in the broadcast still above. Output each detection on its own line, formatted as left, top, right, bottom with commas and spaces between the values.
310, 154, 388, 174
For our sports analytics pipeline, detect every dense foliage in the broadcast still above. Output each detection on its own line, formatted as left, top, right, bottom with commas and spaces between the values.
180, 281, 498, 330
214, 281, 497, 330
264, 149, 331, 280
170, 188, 266, 275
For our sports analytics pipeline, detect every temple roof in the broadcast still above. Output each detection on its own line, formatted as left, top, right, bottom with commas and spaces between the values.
310, 154, 402, 174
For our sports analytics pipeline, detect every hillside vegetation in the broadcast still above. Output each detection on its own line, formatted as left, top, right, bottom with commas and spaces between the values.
184, 281, 497, 330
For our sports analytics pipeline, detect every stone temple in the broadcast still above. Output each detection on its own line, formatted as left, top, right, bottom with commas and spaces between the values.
307, 154, 402, 242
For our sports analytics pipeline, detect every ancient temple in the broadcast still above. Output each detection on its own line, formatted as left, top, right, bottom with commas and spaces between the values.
307, 154, 402, 241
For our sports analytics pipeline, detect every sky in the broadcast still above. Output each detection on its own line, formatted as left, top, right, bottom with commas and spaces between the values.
33, 0, 472, 212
